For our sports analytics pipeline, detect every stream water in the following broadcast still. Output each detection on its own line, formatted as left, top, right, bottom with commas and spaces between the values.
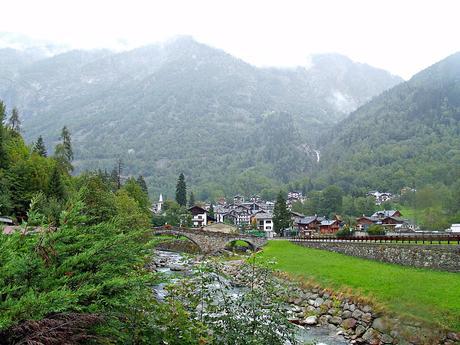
153, 250, 349, 345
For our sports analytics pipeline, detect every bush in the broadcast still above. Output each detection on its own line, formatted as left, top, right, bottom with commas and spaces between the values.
367, 224, 385, 235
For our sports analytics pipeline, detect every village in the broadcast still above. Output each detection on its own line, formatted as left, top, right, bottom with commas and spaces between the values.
149, 190, 460, 238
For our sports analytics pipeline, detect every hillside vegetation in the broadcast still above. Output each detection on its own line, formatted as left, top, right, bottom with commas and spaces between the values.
0, 37, 402, 198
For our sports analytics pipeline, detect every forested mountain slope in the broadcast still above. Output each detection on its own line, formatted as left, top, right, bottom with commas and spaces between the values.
0, 37, 401, 198
317, 52, 460, 195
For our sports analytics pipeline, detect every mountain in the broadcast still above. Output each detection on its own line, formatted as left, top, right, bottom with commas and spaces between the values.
0, 36, 402, 198
317, 52, 460, 194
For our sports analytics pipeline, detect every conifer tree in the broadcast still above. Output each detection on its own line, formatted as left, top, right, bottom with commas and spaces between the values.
137, 175, 148, 195
188, 191, 195, 207
175, 173, 187, 206
54, 126, 74, 173
8, 107, 21, 133
60, 126, 73, 162
48, 165, 65, 201
273, 191, 291, 237
33, 136, 47, 157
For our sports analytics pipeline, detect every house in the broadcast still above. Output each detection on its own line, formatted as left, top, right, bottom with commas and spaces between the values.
188, 206, 216, 227
448, 224, 460, 233
367, 191, 395, 205
233, 195, 245, 204
251, 211, 274, 238
294, 215, 323, 236
319, 219, 341, 234
356, 210, 407, 231
371, 210, 402, 219
356, 216, 375, 230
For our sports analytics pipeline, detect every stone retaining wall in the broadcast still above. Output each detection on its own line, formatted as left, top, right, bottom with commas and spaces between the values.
293, 241, 460, 272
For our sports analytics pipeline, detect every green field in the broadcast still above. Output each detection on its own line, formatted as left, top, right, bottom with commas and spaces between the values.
258, 240, 460, 331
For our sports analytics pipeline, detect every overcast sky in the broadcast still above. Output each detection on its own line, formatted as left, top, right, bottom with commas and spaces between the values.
1, 0, 459, 79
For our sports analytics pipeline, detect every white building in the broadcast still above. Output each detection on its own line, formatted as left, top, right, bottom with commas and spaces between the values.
252, 211, 274, 238
448, 224, 460, 233
188, 206, 216, 227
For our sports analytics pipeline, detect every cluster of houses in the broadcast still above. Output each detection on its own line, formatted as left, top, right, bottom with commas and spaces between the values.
367, 191, 395, 205
356, 210, 414, 232
185, 194, 343, 238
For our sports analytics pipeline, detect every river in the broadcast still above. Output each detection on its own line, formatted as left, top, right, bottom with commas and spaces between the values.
152, 250, 349, 345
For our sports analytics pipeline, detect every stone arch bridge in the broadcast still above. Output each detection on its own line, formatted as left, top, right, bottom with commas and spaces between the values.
153, 226, 267, 254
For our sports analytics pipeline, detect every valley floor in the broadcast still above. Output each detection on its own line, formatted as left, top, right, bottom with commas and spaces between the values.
258, 240, 460, 331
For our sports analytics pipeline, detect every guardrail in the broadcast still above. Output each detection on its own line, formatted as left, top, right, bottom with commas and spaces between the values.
288, 235, 460, 245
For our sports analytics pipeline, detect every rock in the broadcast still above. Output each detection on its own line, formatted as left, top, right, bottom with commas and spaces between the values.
169, 264, 185, 271
342, 310, 352, 318
362, 305, 372, 313
342, 318, 357, 329
362, 328, 381, 345
330, 316, 343, 325
319, 315, 332, 325
308, 299, 315, 306
323, 292, 330, 299
352, 309, 364, 319
314, 297, 324, 307
447, 332, 460, 341
349, 304, 356, 312
304, 315, 318, 325
355, 324, 366, 337
372, 317, 387, 332
362, 312, 373, 324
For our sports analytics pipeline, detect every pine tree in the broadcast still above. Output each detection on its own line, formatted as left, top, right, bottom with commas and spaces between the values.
175, 173, 187, 206
54, 126, 74, 173
48, 165, 65, 201
33, 136, 47, 157
137, 175, 148, 195
59, 126, 73, 162
115, 158, 123, 190
188, 191, 195, 207
8, 107, 21, 133
273, 191, 291, 237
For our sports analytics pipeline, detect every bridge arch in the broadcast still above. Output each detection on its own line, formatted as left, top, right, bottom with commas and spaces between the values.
153, 230, 202, 251
225, 239, 257, 252
152, 226, 267, 254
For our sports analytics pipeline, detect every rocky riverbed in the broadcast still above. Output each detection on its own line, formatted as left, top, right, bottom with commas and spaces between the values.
150, 250, 460, 345
151, 250, 349, 345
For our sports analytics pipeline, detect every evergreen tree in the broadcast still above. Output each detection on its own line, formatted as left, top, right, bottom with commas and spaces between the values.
48, 165, 65, 201
60, 126, 73, 162
273, 191, 291, 236
33, 136, 47, 157
175, 173, 187, 206
188, 191, 195, 207
8, 107, 21, 133
54, 126, 74, 173
115, 158, 123, 190
137, 175, 148, 195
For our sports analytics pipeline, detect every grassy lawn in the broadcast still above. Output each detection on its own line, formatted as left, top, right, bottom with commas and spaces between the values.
258, 240, 460, 331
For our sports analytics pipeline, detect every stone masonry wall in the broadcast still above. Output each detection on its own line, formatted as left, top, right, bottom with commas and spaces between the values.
293, 241, 460, 272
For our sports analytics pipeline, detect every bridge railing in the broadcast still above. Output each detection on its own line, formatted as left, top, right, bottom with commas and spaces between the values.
287, 235, 460, 245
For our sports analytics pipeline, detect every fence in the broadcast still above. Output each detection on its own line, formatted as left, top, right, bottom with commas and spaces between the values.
289, 234, 460, 245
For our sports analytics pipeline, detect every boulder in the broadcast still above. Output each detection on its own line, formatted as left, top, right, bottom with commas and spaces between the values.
342, 310, 352, 318
342, 318, 358, 330
314, 297, 324, 307
304, 315, 318, 325
330, 316, 343, 325
352, 309, 364, 319
355, 324, 366, 337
